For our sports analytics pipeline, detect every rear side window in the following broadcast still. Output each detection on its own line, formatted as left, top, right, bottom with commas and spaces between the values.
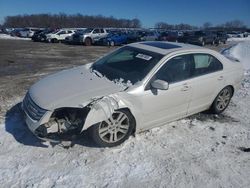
192, 54, 223, 76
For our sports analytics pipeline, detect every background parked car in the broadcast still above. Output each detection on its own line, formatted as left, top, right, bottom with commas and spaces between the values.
140, 31, 159, 41
126, 31, 142, 43
243, 32, 248, 37
187, 30, 216, 46
10, 28, 23, 37
19, 28, 40, 38
215, 31, 228, 44
158, 31, 178, 42
66, 29, 86, 45
32, 29, 55, 42
46, 29, 75, 43
102, 32, 128, 46
176, 31, 192, 43
81, 28, 109, 46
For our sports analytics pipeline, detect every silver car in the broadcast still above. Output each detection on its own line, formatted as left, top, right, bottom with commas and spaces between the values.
22, 42, 243, 147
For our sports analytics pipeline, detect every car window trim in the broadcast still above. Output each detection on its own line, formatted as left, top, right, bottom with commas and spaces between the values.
191, 53, 223, 78
144, 53, 192, 90
144, 51, 224, 91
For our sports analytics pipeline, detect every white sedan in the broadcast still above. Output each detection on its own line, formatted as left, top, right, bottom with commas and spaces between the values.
22, 42, 244, 147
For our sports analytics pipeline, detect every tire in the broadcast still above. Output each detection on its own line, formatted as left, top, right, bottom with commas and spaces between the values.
51, 38, 58, 43
210, 86, 233, 114
110, 41, 115, 46
88, 109, 135, 147
85, 38, 92, 46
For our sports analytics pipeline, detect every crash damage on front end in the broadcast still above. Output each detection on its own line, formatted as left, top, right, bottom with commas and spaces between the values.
22, 64, 136, 144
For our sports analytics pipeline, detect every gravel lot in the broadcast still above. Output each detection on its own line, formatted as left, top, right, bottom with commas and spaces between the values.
0, 40, 116, 119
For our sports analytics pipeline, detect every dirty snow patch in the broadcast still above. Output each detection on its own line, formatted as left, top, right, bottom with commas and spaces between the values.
222, 41, 250, 70
227, 36, 250, 42
0, 34, 31, 40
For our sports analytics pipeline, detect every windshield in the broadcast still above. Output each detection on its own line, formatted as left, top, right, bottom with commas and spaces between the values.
51, 30, 60, 34
91, 46, 163, 84
75, 29, 85, 34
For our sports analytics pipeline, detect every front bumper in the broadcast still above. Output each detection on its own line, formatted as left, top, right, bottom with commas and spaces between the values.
21, 101, 52, 133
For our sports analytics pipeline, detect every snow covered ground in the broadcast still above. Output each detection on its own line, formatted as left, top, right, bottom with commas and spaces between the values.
0, 40, 250, 188
227, 36, 250, 42
222, 41, 250, 69
0, 34, 31, 40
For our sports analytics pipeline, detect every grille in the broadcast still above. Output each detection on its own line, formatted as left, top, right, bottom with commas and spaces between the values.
22, 93, 47, 121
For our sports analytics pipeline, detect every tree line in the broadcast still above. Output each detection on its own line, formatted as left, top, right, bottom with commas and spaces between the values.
3, 13, 141, 28
2, 13, 248, 31
155, 20, 248, 31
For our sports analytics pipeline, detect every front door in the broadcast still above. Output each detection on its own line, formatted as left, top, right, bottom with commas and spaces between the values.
140, 54, 194, 128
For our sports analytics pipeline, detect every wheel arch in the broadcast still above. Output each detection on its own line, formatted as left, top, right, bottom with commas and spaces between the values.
117, 107, 137, 134
84, 37, 92, 43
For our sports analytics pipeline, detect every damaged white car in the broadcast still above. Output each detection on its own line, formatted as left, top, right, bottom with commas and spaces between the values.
22, 42, 243, 147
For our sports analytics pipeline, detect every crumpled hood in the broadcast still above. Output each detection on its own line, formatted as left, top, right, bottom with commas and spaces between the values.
29, 65, 123, 110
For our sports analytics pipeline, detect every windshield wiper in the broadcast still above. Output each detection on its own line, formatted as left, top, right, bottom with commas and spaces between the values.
90, 66, 103, 78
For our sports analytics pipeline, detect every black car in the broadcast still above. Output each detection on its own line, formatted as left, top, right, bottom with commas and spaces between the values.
70, 29, 86, 44
177, 32, 192, 43
32, 29, 55, 42
187, 31, 216, 46
215, 31, 228, 44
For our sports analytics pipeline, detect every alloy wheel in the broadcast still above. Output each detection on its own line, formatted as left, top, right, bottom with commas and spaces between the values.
98, 111, 130, 143
216, 88, 231, 111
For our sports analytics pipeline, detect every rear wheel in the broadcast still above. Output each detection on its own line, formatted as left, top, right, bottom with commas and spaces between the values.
110, 41, 115, 46
51, 38, 58, 43
85, 38, 92, 46
210, 86, 233, 114
89, 109, 135, 147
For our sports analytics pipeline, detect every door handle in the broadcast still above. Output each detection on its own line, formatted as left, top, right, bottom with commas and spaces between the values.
181, 83, 190, 91
218, 76, 224, 80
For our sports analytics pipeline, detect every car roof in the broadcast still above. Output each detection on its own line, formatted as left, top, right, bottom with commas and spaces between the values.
128, 41, 205, 55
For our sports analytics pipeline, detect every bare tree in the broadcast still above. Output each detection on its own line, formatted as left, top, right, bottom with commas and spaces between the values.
203, 22, 212, 29
3, 14, 142, 28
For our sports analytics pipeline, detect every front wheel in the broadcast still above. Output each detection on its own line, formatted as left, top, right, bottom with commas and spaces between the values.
89, 109, 135, 147
85, 38, 92, 46
210, 86, 233, 114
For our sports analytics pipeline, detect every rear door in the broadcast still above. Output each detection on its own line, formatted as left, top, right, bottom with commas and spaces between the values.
187, 53, 224, 114
57, 30, 67, 40
92, 29, 102, 41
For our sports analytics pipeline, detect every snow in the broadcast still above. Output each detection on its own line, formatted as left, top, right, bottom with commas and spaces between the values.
0, 34, 31, 40
222, 41, 250, 70
0, 41, 250, 187
227, 36, 250, 42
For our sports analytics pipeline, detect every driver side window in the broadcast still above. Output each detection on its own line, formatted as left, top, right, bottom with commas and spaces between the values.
93, 29, 100, 34
58, 31, 66, 35
155, 55, 192, 84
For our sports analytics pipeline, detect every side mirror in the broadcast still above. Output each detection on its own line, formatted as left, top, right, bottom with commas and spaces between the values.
151, 79, 169, 90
